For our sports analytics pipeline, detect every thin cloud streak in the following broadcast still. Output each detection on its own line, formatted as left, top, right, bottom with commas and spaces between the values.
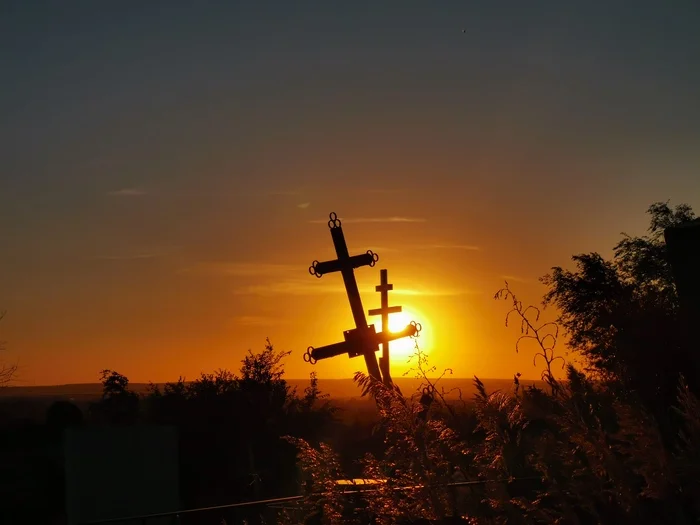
234, 316, 287, 327
95, 254, 160, 261
325, 187, 411, 196
414, 244, 481, 251
363, 246, 401, 253
363, 188, 409, 195
391, 288, 479, 297
232, 279, 474, 297
185, 262, 299, 277
94, 246, 179, 260
107, 188, 146, 197
297, 202, 311, 209
501, 275, 529, 284
269, 190, 302, 196
232, 281, 345, 297
309, 216, 426, 224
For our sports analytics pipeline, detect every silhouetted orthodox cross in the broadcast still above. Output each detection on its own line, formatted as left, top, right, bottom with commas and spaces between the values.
368, 269, 402, 386
307, 212, 382, 380
304, 212, 421, 383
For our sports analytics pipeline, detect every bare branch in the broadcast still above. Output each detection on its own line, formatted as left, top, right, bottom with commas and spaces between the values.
0, 362, 18, 386
495, 281, 565, 395
0, 311, 17, 387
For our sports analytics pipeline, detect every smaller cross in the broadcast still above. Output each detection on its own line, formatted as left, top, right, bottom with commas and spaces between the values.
368, 269, 402, 386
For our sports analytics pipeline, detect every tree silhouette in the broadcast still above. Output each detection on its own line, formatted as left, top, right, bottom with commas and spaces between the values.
541, 201, 697, 435
139, 339, 337, 513
91, 369, 140, 424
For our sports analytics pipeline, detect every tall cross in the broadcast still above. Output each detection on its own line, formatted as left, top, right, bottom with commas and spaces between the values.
309, 212, 383, 381
368, 269, 402, 386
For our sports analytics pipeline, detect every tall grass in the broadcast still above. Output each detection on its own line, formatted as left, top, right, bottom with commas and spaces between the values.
282, 286, 700, 524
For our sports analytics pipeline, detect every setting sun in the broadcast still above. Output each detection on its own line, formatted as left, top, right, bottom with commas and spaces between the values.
380, 309, 430, 361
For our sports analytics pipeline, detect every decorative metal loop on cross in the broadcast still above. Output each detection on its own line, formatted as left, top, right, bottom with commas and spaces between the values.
418, 384, 435, 421
419, 384, 436, 412
410, 320, 423, 338
303, 211, 399, 382
366, 250, 379, 267
303, 346, 317, 365
308, 260, 322, 278
328, 212, 342, 229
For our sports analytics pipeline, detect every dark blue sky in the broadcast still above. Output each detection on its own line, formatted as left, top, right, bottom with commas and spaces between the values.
1, 1, 698, 384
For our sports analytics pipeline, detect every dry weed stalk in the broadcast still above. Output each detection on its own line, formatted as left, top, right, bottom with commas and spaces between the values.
495, 282, 564, 394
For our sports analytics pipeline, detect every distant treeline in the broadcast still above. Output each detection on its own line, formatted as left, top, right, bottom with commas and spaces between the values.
0, 377, 542, 402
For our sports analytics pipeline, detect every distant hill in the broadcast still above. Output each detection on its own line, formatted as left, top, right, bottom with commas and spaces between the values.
0, 377, 544, 402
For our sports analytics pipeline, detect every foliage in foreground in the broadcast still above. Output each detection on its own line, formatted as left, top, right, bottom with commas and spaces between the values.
90, 338, 337, 511
284, 282, 700, 525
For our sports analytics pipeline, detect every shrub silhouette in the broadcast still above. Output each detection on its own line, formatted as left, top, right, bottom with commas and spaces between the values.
90, 369, 140, 424
284, 273, 700, 524
140, 339, 337, 512
541, 201, 698, 437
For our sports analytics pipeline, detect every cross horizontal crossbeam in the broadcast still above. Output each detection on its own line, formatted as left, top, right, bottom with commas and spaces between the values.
368, 305, 402, 317
305, 323, 420, 363
310, 252, 376, 278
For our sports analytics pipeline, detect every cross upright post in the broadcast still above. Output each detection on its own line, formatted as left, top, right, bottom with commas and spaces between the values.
368, 269, 402, 386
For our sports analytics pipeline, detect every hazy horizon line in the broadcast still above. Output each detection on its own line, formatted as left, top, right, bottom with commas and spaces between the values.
3, 376, 546, 389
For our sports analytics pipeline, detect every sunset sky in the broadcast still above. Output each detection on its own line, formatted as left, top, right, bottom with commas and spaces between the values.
1, 2, 699, 386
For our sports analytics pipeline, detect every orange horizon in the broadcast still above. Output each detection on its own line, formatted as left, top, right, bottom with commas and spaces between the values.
3, 3, 698, 387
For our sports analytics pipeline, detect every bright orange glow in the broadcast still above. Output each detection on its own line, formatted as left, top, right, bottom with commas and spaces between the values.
382, 308, 431, 361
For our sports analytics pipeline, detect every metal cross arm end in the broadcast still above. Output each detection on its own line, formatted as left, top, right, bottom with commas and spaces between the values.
308, 260, 323, 278
409, 320, 423, 338
303, 346, 318, 365
376, 322, 421, 345
309, 251, 379, 278
308, 341, 351, 361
